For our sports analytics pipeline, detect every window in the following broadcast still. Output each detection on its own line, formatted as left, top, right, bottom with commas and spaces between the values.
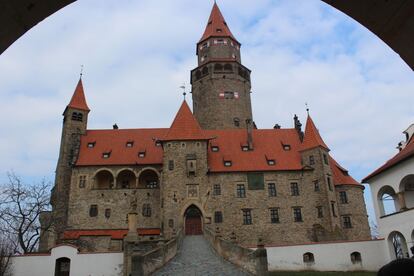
216, 28, 223, 33
201, 54, 207, 62
102, 152, 111, 159
214, 211, 223, 223
327, 176, 333, 191
314, 180, 320, 192
71, 112, 83, 122
142, 204, 151, 217
126, 141, 134, 148
291, 182, 299, 196
105, 208, 111, 219
270, 208, 279, 223
342, 216, 352, 228
293, 207, 303, 222
155, 141, 161, 147
79, 175, 86, 188
187, 184, 198, 198
121, 180, 129, 189
267, 159, 276, 166
89, 205, 98, 217
236, 184, 246, 198
168, 219, 174, 228
241, 145, 249, 152
146, 180, 158, 189
351, 252, 362, 264
268, 183, 277, 197
317, 206, 323, 218
283, 144, 291, 151
339, 191, 348, 204
323, 154, 329, 165
331, 201, 337, 217
242, 209, 252, 225
233, 117, 240, 127
168, 160, 174, 171
213, 184, 221, 196
224, 91, 235, 99
303, 253, 315, 264
309, 155, 315, 165
211, 146, 219, 152
224, 161, 232, 167
138, 151, 146, 158
87, 142, 95, 148
201, 42, 209, 49
186, 159, 197, 176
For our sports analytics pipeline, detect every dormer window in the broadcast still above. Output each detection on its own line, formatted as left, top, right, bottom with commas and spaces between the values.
87, 142, 96, 148
200, 42, 209, 50
283, 144, 291, 151
216, 28, 223, 33
126, 141, 134, 148
211, 146, 219, 152
224, 161, 232, 167
267, 160, 276, 166
155, 141, 161, 147
102, 152, 111, 159
138, 150, 146, 158
241, 145, 249, 152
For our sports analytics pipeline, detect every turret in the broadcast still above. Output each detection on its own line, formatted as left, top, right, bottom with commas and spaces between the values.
191, 3, 253, 130
51, 78, 90, 243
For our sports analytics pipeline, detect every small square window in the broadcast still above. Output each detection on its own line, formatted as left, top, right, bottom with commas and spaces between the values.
339, 191, 348, 204
87, 142, 96, 148
213, 184, 221, 196
89, 205, 98, 217
342, 216, 352, 228
214, 211, 223, 223
211, 146, 219, 152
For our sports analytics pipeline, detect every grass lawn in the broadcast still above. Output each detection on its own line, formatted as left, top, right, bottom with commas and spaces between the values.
268, 272, 376, 276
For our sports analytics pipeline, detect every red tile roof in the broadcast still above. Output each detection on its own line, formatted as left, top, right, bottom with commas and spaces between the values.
330, 157, 360, 186
301, 115, 330, 152
162, 101, 210, 141
199, 2, 238, 43
362, 137, 414, 182
67, 79, 90, 112
62, 229, 161, 240
76, 128, 167, 166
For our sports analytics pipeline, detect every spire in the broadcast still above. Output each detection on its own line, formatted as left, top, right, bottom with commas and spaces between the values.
163, 101, 209, 141
199, 2, 238, 43
301, 115, 330, 151
67, 78, 90, 112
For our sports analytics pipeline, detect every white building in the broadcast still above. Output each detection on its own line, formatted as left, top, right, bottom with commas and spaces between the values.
362, 123, 414, 260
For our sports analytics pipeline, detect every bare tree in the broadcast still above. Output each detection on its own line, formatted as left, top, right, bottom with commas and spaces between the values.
0, 234, 14, 276
0, 172, 52, 254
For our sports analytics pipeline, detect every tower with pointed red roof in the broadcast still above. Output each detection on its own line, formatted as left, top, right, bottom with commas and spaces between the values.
51, 78, 90, 242
191, 2, 253, 130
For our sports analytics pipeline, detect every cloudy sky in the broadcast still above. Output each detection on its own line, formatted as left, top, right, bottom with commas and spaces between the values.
0, 0, 413, 223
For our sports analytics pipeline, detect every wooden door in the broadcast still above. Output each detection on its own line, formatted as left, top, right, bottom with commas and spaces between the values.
185, 216, 202, 235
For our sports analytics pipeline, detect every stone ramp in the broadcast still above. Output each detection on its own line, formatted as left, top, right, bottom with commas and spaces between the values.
154, 235, 249, 276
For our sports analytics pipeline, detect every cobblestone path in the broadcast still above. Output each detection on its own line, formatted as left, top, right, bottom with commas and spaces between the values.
154, 235, 249, 276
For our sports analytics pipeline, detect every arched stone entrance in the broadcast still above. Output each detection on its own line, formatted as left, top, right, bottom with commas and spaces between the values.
184, 205, 203, 235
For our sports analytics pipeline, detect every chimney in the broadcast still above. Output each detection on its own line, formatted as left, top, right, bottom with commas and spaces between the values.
246, 119, 254, 150
113, 124, 119, 130
294, 115, 304, 142
274, 124, 281, 129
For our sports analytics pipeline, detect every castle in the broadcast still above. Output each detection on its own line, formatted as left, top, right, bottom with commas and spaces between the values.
39, 3, 371, 253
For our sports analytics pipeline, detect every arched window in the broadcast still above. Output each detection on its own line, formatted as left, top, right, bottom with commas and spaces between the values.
378, 186, 399, 216
116, 170, 136, 189
94, 170, 114, 189
195, 70, 202, 80
351, 252, 362, 264
214, 63, 223, 71
138, 169, 159, 189
303, 252, 315, 264
71, 112, 83, 122
233, 117, 240, 127
224, 63, 233, 71
388, 231, 409, 259
202, 66, 209, 75
54, 257, 70, 276
400, 174, 414, 209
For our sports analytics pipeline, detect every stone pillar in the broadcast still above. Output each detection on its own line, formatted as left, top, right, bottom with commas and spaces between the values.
255, 238, 268, 276
398, 192, 407, 210
125, 212, 139, 241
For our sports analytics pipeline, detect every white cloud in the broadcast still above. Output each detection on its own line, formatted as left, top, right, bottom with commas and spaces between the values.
0, 0, 413, 221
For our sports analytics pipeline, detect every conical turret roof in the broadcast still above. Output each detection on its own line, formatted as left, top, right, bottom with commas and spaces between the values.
301, 115, 330, 151
67, 78, 90, 112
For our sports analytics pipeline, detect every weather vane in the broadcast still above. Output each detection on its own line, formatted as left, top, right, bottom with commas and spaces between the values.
180, 83, 187, 100
80, 65, 84, 78
305, 102, 310, 115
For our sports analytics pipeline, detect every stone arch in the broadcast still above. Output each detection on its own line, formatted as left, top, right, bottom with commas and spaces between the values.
137, 168, 160, 189
399, 174, 414, 209
54, 257, 70, 276
183, 204, 203, 235
377, 185, 399, 216
116, 169, 137, 189
93, 169, 115, 189
350, 252, 362, 264
388, 231, 409, 260
303, 252, 315, 264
